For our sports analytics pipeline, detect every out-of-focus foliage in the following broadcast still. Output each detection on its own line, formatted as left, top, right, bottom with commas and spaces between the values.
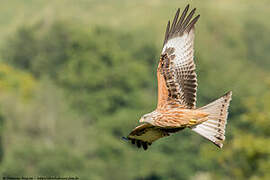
2, 22, 157, 119
0, 0, 269, 180
0, 63, 36, 99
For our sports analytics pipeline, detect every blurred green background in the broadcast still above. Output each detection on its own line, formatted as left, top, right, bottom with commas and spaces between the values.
0, 0, 269, 179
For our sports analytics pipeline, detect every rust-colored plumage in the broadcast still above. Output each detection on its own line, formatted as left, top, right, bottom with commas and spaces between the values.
123, 4, 232, 150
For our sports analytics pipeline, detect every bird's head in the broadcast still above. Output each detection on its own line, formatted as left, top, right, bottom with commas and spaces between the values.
139, 112, 155, 124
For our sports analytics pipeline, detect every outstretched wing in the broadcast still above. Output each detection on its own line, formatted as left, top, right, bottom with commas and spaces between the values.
123, 123, 184, 150
157, 5, 200, 109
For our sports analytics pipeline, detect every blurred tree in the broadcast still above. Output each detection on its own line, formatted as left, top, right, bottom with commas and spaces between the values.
2, 22, 158, 120
1, 6, 270, 179
0, 63, 36, 171
0, 63, 36, 99
244, 21, 270, 70
0, 110, 3, 163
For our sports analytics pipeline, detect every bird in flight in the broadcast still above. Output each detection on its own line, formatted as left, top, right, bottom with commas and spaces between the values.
123, 4, 232, 150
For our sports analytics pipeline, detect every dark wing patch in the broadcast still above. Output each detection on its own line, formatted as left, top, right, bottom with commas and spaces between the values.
126, 123, 167, 150
123, 123, 185, 150
160, 49, 182, 103
175, 58, 197, 108
163, 4, 200, 47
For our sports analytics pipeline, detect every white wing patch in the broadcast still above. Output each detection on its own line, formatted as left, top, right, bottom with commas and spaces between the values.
162, 30, 194, 72
161, 29, 197, 108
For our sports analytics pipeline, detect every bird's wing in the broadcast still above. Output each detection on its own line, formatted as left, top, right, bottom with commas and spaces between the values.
157, 5, 200, 109
124, 123, 184, 150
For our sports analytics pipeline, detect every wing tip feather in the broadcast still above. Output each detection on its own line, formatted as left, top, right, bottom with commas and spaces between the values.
163, 4, 200, 46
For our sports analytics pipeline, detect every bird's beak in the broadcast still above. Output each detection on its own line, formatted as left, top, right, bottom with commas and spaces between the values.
139, 118, 144, 123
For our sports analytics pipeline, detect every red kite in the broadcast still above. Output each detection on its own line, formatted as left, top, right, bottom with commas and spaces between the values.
123, 4, 232, 150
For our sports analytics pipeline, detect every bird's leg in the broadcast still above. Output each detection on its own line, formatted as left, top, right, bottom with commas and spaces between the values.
187, 119, 197, 127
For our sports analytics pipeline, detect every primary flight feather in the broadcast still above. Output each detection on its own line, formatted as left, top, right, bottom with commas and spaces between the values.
123, 4, 232, 150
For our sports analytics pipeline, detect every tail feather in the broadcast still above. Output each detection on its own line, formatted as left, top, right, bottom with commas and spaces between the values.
191, 91, 232, 148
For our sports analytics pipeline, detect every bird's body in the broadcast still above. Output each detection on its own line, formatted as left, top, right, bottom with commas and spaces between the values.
142, 108, 208, 128
123, 4, 232, 150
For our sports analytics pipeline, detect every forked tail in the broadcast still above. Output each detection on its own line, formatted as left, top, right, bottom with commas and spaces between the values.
191, 91, 232, 148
